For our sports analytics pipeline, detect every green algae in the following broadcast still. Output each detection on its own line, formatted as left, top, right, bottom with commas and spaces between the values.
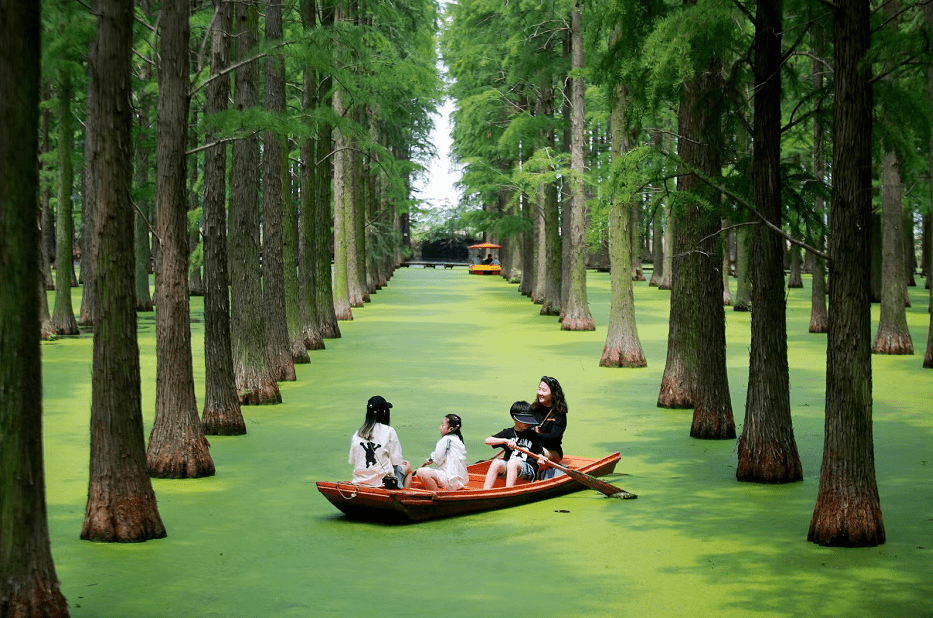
41, 269, 933, 617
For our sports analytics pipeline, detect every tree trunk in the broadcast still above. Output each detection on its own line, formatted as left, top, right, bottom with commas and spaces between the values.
314, 70, 341, 338
737, 0, 802, 481
40, 81, 56, 293
721, 226, 733, 306
146, 0, 215, 479
787, 247, 803, 287
230, 0, 281, 405
808, 28, 829, 333
332, 14, 354, 321
872, 150, 913, 354
649, 202, 664, 286
82, 0, 166, 542
809, 0, 885, 546
630, 203, 645, 281
531, 185, 547, 303
733, 225, 752, 311
0, 2, 71, 610
601, 81, 645, 368
201, 0, 246, 435
51, 70, 80, 335
658, 209, 674, 290
263, 0, 297, 382
560, 4, 595, 331
134, 36, 154, 312
79, 68, 97, 327
187, 109, 204, 297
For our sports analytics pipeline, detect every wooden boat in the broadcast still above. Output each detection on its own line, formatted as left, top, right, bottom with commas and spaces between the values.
316, 452, 621, 523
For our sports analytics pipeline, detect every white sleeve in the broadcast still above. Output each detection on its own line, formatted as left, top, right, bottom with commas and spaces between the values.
387, 426, 404, 465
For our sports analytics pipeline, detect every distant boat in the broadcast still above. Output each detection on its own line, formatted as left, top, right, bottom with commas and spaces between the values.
316, 452, 622, 523
468, 242, 502, 275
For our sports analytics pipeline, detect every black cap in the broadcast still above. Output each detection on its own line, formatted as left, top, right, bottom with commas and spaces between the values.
510, 411, 539, 426
367, 395, 393, 412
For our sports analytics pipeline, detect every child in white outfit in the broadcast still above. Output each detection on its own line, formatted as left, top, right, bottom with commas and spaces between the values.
416, 414, 468, 491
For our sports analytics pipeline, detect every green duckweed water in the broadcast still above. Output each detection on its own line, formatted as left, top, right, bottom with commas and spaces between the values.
42, 268, 932, 617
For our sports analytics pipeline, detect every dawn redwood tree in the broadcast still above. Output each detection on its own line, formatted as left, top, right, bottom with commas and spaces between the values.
51, 69, 80, 335
332, 20, 354, 322
146, 0, 216, 478
872, 149, 913, 354
926, 2, 933, 369
808, 28, 829, 334
0, 2, 70, 611
808, 0, 885, 546
308, 6, 340, 341
263, 0, 296, 382
561, 2, 595, 332
683, 49, 733, 439
230, 0, 281, 404
81, 0, 166, 542
601, 81, 646, 368
736, 0, 801, 480
732, 225, 752, 311
134, 1, 155, 312
201, 0, 246, 434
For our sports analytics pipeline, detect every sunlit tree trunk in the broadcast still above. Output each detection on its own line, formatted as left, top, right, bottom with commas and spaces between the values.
0, 2, 71, 609
601, 81, 645, 368
560, 3, 595, 331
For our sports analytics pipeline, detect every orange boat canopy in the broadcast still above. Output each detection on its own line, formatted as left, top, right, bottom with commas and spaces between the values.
468, 243, 502, 249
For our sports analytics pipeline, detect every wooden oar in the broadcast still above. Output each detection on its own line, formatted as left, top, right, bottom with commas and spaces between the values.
512, 445, 637, 499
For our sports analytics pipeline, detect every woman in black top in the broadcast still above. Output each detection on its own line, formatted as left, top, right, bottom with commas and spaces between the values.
530, 376, 568, 465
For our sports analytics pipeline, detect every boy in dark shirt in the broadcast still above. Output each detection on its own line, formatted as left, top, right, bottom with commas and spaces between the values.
483, 401, 545, 488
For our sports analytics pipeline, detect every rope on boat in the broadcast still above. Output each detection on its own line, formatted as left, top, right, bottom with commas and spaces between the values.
334, 483, 359, 500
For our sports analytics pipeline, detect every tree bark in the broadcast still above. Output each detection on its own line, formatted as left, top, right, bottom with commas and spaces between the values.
872, 150, 913, 354
0, 1, 71, 611
263, 0, 297, 382
332, 9, 354, 321
201, 0, 246, 434
809, 0, 885, 546
146, 0, 216, 479
51, 70, 80, 336
808, 28, 829, 334
737, 0, 801, 480
560, 4, 595, 331
81, 0, 167, 542
134, 25, 155, 312
649, 202, 664, 286
601, 81, 646, 368
230, 0, 281, 405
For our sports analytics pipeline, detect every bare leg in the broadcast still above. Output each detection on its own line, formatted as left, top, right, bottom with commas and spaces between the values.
418, 467, 439, 490
401, 461, 413, 489
484, 460, 506, 489
505, 458, 522, 487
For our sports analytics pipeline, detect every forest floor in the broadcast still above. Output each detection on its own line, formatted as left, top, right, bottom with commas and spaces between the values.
42, 267, 932, 618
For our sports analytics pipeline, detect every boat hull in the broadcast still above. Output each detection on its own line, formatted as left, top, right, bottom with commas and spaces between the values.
317, 452, 621, 523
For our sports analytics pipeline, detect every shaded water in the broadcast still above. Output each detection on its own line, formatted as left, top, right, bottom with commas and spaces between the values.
42, 268, 932, 617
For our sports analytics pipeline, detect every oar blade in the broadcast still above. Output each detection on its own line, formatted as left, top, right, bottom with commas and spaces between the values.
564, 466, 637, 499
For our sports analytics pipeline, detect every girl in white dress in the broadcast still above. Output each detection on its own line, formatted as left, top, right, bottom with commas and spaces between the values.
416, 414, 468, 491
